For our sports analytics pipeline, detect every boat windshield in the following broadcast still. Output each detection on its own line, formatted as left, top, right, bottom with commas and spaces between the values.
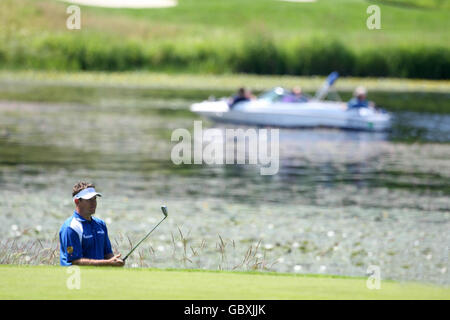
258, 87, 285, 102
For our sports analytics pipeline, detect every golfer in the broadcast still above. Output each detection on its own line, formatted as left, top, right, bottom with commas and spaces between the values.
59, 182, 124, 267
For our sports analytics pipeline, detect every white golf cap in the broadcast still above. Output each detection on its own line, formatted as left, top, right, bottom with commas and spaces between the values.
73, 187, 102, 201
354, 86, 367, 97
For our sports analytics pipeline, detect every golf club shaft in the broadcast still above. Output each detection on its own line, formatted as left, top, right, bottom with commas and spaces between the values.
123, 216, 167, 261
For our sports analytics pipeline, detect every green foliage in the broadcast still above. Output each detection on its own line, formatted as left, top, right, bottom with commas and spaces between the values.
354, 46, 450, 79
234, 35, 285, 75
1, 35, 448, 79
376, 0, 450, 9
284, 40, 356, 76
1, 0, 449, 78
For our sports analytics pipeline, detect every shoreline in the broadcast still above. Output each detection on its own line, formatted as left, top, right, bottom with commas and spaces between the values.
0, 70, 449, 94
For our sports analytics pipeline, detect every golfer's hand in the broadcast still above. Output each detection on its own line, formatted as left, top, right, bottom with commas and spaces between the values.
108, 254, 125, 267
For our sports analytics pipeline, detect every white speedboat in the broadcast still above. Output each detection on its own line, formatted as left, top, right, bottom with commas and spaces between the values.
190, 87, 391, 131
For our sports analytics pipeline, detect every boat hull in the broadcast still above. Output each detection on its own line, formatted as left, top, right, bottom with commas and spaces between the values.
190, 100, 391, 131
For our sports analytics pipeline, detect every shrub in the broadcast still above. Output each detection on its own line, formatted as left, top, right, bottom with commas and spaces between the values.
0, 34, 449, 79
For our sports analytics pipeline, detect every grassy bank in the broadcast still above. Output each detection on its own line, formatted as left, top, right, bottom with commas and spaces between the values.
0, 71, 449, 113
377, 0, 450, 9
2, 34, 449, 79
0, 265, 449, 299
0, 0, 449, 78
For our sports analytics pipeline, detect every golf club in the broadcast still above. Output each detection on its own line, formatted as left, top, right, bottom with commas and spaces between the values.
122, 205, 168, 262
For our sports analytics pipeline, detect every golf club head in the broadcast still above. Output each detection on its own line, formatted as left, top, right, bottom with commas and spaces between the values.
161, 205, 168, 218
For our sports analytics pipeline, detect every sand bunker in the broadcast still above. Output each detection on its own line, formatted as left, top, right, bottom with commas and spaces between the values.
61, 0, 177, 8
280, 0, 317, 3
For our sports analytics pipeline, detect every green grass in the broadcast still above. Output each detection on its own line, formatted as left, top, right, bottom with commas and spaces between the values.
55, 0, 450, 47
0, 70, 449, 113
377, 0, 450, 9
2, 70, 449, 92
4, 0, 450, 46
0, 0, 449, 78
0, 265, 449, 299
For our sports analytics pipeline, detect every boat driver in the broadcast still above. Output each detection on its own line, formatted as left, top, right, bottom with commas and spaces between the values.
229, 87, 254, 109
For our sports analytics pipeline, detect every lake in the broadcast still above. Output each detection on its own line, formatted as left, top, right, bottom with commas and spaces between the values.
0, 94, 448, 285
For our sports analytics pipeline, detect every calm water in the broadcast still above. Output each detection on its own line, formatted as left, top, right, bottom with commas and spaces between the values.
0, 98, 448, 285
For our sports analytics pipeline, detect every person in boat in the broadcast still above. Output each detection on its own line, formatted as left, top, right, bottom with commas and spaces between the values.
229, 87, 255, 109
282, 86, 309, 103
347, 86, 375, 109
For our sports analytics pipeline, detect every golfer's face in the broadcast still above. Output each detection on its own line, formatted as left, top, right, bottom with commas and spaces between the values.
80, 197, 97, 214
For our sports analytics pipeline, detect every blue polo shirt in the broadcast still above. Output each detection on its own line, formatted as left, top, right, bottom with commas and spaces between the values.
347, 97, 369, 109
59, 211, 113, 266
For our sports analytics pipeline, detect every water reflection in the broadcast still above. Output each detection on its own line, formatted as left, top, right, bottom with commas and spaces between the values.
391, 112, 450, 142
0, 100, 448, 284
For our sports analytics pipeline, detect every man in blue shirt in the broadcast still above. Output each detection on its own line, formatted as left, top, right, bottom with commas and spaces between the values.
229, 87, 255, 109
347, 86, 375, 110
59, 181, 125, 267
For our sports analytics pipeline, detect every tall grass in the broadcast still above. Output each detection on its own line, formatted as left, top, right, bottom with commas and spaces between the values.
0, 231, 277, 272
1, 34, 449, 79
0, 238, 59, 265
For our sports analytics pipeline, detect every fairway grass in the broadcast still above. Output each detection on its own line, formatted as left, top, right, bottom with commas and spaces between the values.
0, 265, 449, 299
